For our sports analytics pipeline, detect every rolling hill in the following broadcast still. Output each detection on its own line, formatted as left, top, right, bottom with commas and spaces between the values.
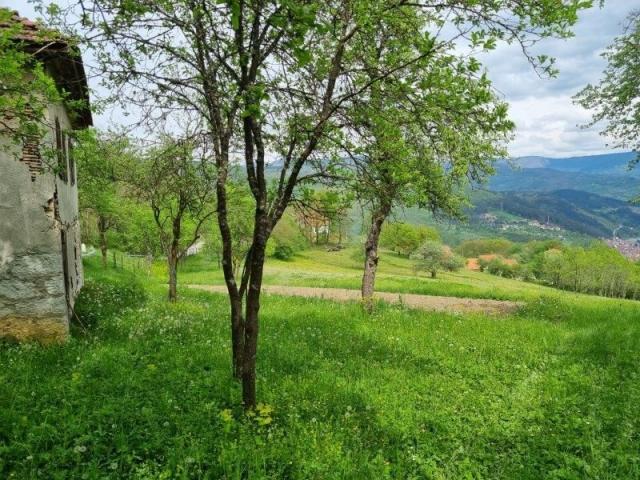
511, 151, 639, 176
409, 152, 640, 243
469, 189, 640, 239
488, 165, 640, 201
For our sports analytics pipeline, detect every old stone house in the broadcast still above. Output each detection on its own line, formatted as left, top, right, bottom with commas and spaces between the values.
0, 13, 92, 342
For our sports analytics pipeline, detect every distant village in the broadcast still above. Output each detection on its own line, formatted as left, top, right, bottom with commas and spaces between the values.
478, 213, 640, 261
606, 237, 640, 261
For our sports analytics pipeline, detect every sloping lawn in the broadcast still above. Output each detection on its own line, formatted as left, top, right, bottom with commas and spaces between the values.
1, 264, 639, 479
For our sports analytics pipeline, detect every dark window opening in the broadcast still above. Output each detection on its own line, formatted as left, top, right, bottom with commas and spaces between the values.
55, 118, 68, 182
60, 229, 70, 311
68, 136, 76, 186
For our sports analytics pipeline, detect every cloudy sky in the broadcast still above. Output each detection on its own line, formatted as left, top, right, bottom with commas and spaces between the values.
480, 2, 636, 158
9, 0, 638, 158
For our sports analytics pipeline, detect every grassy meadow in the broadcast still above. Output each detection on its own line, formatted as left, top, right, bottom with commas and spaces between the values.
1, 250, 639, 478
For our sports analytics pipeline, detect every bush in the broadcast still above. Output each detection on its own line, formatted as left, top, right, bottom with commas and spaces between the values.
442, 253, 465, 272
381, 222, 440, 256
273, 243, 295, 261
486, 258, 516, 278
74, 275, 147, 329
266, 213, 308, 260
411, 241, 462, 278
456, 238, 513, 258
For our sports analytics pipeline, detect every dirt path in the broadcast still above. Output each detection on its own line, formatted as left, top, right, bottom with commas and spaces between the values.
187, 284, 523, 315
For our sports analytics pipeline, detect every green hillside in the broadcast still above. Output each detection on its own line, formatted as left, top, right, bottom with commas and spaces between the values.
469, 189, 640, 239
3, 254, 639, 479
488, 166, 640, 201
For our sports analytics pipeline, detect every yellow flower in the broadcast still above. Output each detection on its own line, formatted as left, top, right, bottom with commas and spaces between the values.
219, 409, 233, 423
256, 403, 274, 416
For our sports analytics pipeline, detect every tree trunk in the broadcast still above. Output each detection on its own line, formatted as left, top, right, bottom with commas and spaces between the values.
214, 144, 246, 379
167, 213, 183, 303
241, 226, 268, 410
98, 215, 108, 268
361, 203, 391, 312
431, 270, 436, 279
167, 246, 178, 302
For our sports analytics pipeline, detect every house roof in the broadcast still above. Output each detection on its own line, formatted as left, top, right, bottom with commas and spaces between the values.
0, 10, 93, 128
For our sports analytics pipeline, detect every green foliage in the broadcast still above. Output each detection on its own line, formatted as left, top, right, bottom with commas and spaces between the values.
380, 222, 440, 256
441, 252, 466, 272
296, 188, 353, 245
0, 8, 61, 151
410, 240, 462, 278
75, 130, 152, 255
457, 238, 514, 257
131, 134, 217, 257
270, 212, 309, 253
3, 262, 640, 478
272, 243, 295, 261
476, 239, 640, 300
538, 242, 640, 299
575, 10, 640, 179
74, 271, 147, 329
486, 257, 517, 279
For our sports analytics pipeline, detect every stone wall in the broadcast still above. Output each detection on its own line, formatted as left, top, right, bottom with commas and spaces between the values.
0, 102, 83, 343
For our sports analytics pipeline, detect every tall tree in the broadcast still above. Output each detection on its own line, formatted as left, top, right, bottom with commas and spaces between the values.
74, 130, 135, 267
574, 10, 640, 186
52, 0, 593, 408
132, 135, 216, 302
339, 26, 513, 308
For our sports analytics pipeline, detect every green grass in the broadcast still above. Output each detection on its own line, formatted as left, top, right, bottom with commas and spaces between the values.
1, 258, 639, 478
165, 246, 636, 305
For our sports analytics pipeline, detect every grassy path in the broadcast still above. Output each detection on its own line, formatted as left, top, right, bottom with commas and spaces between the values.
187, 284, 524, 315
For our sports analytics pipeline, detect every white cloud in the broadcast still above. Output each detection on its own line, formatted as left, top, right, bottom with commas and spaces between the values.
482, 1, 637, 157
8, 0, 640, 157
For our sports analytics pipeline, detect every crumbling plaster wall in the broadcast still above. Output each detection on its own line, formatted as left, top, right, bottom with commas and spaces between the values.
0, 103, 83, 343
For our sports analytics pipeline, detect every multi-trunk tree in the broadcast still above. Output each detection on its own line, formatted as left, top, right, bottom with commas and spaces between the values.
52, 0, 593, 408
131, 135, 216, 302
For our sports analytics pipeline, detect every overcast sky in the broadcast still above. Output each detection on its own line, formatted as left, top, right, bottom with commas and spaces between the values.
480, 1, 637, 158
9, 0, 639, 158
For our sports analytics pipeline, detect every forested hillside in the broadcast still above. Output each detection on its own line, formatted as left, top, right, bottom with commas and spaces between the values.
470, 189, 640, 239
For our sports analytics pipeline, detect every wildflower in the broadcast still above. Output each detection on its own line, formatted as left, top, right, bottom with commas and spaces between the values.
219, 409, 233, 423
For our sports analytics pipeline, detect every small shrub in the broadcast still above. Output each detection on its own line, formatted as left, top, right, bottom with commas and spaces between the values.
486, 258, 515, 278
273, 243, 295, 261
74, 276, 147, 329
442, 253, 465, 272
